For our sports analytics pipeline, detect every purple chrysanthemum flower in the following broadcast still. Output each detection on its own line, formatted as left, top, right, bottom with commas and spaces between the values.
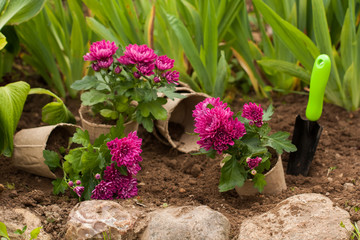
91, 63, 100, 72
241, 102, 264, 127
137, 62, 155, 76
73, 186, 84, 197
162, 70, 179, 85
91, 180, 116, 200
246, 157, 262, 169
192, 97, 228, 120
194, 100, 246, 154
103, 163, 122, 181
156, 55, 174, 71
107, 132, 143, 169
117, 44, 157, 64
83, 40, 118, 69
115, 175, 138, 199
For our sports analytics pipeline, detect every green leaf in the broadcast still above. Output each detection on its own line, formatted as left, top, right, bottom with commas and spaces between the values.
80, 148, 100, 172
0, 81, 30, 157
72, 128, 90, 147
51, 178, 68, 195
0, 32, 6, 50
29, 226, 42, 240
71, 76, 99, 91
100, 109, 118, 120
257, 59, 311, 84
157, 87, 186, 100
0, 0, 46, 29
14, 225, 27, 235
109, 116, 125, 139
81, 89, 108, 106
43, 150, 61, 171
64, 149, 83, 173
42, 102, 76, 125
138, 98, 168, 120
262, 104, 274, 121
0, 222, 9, 240
241, 133, 268, 156
86, 17, 118, 44
264, 131, 297, 155
219, 157, 246, 192
252, 173, 266, 192
136, 113, 153, 132
252, 0, 320, 70
93, 134, 108, 147
214, 51, 229, 98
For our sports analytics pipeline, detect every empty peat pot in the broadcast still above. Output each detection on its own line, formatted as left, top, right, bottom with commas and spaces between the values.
12, 123, 80, 179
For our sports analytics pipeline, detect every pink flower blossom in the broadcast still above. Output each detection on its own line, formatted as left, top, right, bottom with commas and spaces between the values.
117, 44, 157, 64
194, 99, 246, 154
73, 186, 84, 197
156, 55, 174, 71
91, 180, 116, 200
192, 97, 228, 120
241, 102, 264, 127
83, 40, 118, 69
137, 62, 155, 76
162, 70, 179, 85
246, 157, 262, 169
76, 180, 81, 185
153, 76, 160, 83
107, 132, 143, 169
95, 173, 101, 180
68, 181, 74, 187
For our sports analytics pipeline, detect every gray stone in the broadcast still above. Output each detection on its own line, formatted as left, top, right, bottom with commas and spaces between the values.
141, 205, 230, 240
238, 193, 353, 240
65, 200, 140, 240
0, 207, 51, 240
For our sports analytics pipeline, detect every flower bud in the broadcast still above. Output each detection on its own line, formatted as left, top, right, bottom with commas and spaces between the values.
251, 169, 257, 175
153, 76, 160, 83
114, 66, 122, 74
133, 72, 141, 79
76, 180, 81, 185
95, 173, 101, 180
68, 181, 74, 187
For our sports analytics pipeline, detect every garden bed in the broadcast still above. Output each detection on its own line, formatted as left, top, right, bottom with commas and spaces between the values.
0, 77, 359, 239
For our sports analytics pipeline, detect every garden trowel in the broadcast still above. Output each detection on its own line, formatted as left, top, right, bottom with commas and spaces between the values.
287, 54, 331, 176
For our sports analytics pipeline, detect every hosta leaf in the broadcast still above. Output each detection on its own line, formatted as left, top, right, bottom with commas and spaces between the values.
41, 102, 76, 125
0, 32, 6, 50
219, 157, 246, 192
0, 81, 30, 157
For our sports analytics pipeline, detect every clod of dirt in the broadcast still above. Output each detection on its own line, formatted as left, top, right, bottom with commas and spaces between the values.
0, 183, 4, 193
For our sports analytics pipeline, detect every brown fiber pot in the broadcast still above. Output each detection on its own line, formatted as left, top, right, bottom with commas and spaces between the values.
12, 123, 80, 179
79, 105, 139, 143
235, 155, 287, 196
154, 87, 210, 153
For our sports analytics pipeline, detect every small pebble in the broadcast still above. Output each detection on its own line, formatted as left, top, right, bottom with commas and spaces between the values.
9, 190, 18, 198
343, 183, 355, 192
0, 184, 5, 193
327, 177, 333, 182
325, 192, 330, 196
179, 188, 186, 193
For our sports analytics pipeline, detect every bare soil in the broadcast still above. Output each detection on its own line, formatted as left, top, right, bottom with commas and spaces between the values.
0, 74, 360, 239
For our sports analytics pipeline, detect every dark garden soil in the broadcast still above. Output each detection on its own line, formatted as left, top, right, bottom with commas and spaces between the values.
1, 74, 360, 239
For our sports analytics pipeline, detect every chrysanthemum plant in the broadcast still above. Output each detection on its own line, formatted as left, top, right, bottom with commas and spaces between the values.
193, 98, 297, 193
71, 40, 185, 132
43, 119, 142, 200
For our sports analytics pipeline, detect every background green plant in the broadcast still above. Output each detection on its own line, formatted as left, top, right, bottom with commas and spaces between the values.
0, 221, 42, 240
0, 0, 46, 80
253, 0, 360, 111
15, 0, 90, 98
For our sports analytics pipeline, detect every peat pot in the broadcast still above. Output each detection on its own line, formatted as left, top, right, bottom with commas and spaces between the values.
235, 155, 287, 196
79, 105, 139, 143
12, 123, 80, 179
154, 87, 210, 153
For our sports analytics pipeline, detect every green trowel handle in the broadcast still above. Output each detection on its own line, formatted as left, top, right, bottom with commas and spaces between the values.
305, 54, 331, 121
